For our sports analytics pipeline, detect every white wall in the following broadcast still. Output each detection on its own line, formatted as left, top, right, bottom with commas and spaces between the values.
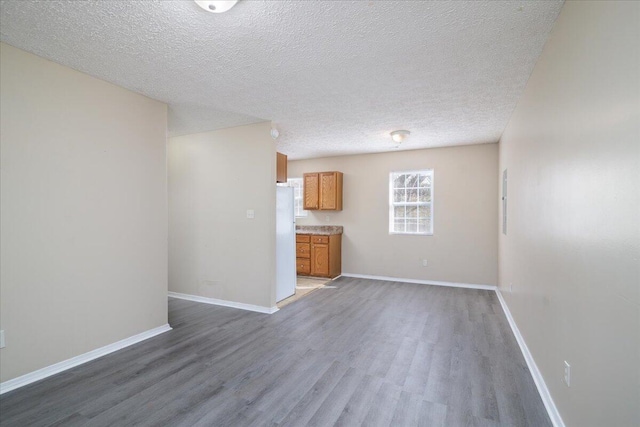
168, 122, 276, 309
289, 143, 498, 286
498, 2, 639, 426
0, 43, 169, 383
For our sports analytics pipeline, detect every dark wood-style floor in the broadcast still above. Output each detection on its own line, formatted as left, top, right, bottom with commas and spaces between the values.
0, 277, 551, 426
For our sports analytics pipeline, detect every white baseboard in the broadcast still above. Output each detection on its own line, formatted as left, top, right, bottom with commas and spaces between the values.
168, 292, 279, 314
0, 324, 172, 395
340, 274, 560, 426
340, 273, 497, 291
495, 290, 565, 427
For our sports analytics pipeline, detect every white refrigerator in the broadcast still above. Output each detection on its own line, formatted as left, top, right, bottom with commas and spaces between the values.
276, 186, 296, 302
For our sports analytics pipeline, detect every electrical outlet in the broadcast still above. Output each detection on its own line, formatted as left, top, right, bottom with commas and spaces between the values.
422, 259, 428, 267
563, 361, 571, 387
246, 209, 255, 219
325, 215, 331, 222
0, 330, 5, 349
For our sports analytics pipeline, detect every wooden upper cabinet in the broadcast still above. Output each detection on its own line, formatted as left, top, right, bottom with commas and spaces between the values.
303, 173, 320, 210
276, 152, 287, 183
320, 172, 339, 210
303, 171, 343, 210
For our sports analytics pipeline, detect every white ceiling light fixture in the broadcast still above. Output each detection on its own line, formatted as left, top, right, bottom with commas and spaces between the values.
390, 130, 411, 144
270, 124, 280, 140
194, 1, 238, 14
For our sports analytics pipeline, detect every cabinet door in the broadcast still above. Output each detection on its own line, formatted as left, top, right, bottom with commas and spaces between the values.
303, 173, 319, 210
276, 152, 287, 183
311, 243, 330, 277
319, 172, 336, 210
319, 172, 343, 210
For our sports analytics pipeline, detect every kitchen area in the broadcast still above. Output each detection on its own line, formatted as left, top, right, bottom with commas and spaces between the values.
276, 153, 344, 307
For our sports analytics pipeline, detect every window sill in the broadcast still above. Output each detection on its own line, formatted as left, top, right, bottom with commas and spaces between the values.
389, 232, 433, 236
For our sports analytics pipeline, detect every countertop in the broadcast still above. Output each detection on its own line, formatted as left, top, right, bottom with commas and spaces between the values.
296, 225, 343, 235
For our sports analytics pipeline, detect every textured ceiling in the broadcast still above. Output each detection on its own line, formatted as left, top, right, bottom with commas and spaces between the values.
0, 0, 563, 159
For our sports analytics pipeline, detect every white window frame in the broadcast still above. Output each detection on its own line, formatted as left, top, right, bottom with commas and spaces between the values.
389, 169, 434, 235
287, 178, 308, 218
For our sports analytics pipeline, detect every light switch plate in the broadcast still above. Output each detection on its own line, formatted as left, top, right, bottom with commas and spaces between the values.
0, 330, 5, 349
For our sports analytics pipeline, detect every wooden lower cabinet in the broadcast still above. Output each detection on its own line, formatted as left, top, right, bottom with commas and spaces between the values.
296, 233, 341, 278
311, 238, 329, 277
296, 258, 311, 275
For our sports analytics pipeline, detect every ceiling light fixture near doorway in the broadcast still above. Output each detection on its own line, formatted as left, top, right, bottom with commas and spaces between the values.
270, 121, 280, 140
390, 130, 411, 144
194, 0, 238, 13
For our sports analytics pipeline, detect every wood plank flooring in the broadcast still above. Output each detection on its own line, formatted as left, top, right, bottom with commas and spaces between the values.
0, 277, 552, 426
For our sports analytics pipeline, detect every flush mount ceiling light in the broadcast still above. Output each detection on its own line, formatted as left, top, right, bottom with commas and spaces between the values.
390, 130, 411, 144
270, 126, 280, 140
194, 0, 238, 13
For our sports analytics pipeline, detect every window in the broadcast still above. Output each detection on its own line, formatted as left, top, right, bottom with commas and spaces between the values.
288, 178, 308, 217
389, 170, 433, 235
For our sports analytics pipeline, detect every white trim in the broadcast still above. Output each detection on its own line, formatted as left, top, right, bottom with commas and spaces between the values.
340, 273, 496, 291
0, 324, 172, 395
495, 290, 565, 427
286, 177, 308, 218
339, 274, 561, 426
168, 292, 279, 314
388, 231, 434, 236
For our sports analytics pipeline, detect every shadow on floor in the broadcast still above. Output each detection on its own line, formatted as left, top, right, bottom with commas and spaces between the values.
277, 276, 334, 308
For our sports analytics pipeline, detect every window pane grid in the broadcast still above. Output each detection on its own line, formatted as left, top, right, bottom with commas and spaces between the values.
287, 178, 308, 218
389, 170, 433, 235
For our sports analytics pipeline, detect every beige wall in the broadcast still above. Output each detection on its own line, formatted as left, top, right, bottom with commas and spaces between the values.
168, 122, 276, 309
498, 2, 639, 426
289, 143, 498, 286
0, 43, 169, 382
